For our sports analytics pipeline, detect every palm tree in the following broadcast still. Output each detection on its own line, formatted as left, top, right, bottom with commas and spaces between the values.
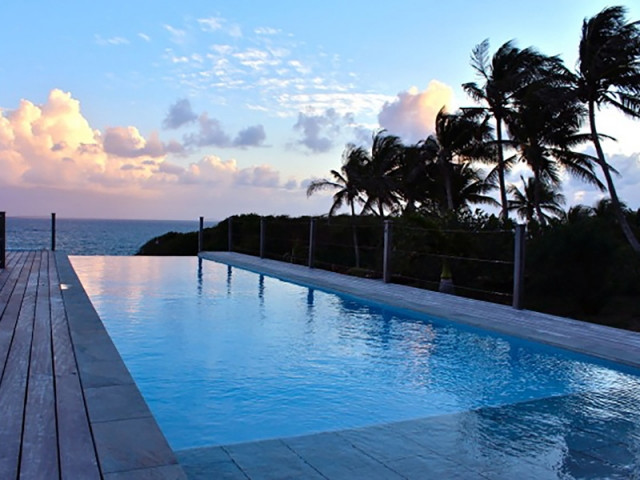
394, 143, 431, 215
463, 40, 553, 221
306, 145, 367, 267
507, 76, 604, 224
574, 5, 640, 252
359, 131, 404, 217
422, 108, 494, 213
508, 176, 566, 224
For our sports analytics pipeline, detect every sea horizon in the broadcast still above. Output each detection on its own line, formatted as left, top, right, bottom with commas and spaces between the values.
4, 217, 213, 256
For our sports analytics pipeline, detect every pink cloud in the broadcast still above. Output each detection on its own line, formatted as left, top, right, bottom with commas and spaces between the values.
378, 80, 454, 143
0, 89, 327, 219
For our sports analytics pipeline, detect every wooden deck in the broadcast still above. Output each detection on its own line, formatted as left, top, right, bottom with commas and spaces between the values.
0, 251, 185, 479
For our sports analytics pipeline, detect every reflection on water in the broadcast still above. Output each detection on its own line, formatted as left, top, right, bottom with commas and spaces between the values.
258, 274, 265, 306
197, 258, 203, 296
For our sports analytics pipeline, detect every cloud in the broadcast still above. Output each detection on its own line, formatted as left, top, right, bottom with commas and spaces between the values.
138, 33, 151, 42
236, 164, 279, 187
197, 17, 223, 32
378, 80, 454, 143
233, 125, 266, 147
0, 89, 183, 189
278, 93, 392, 117
163, 99, 198, 129
293, 108, 353, 153
164, 24, 187, 44
197, 16, 242, 37
103, 128, 182, 158
0, 90, 324, 219
255, 27, 280, 35
95, 35, 129, 46
181, 112, 266, 149
183, 114, 232, 148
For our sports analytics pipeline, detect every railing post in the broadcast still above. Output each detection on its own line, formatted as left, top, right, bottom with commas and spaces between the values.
512, 224, 526, 309
51, 212, 56, 251
308, 217, 316, 268
228, 216, 233, 252
0, 212, 5, 269
383, 219, 392, 283
260, 217, 266, 259
198, 216, 204, 253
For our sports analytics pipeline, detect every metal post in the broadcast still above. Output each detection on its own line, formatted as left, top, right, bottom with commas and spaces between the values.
383, 219, 392, 283
198, 216, 204, 253
308, 217, 316, 268
51, 213, 56, 251
0, 212, 5, 269
512, 224, 526, 309
228, 216, 233, 252
260, 217, 266, 259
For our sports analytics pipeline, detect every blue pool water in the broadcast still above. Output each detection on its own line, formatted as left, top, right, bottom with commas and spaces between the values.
71, 256, 640, 451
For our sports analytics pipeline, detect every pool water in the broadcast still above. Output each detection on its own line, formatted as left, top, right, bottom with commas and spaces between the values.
71, 256, 640, 451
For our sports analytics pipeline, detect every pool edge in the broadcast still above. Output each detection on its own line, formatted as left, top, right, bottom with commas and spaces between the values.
56, 252, 187, 479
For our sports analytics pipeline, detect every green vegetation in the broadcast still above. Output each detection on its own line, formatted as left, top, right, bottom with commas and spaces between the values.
137, 7, 640, 331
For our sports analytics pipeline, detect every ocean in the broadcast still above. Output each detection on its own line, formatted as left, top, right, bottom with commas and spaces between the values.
4, 217, 207, 255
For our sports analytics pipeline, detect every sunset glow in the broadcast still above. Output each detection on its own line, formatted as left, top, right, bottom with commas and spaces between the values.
1, 1, 639, 220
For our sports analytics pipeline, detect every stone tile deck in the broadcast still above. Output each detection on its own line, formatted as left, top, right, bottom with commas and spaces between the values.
0, 251, 186, 479
188, 251, 640, 479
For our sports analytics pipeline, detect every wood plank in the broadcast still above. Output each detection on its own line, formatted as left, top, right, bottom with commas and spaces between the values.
0, 253, 39, 479
20, 251, 59, 479
0, 252, 35, 378
0, 251, 21, 293
19, 376, 58, 479
28, 251, 53, 376
56, 373, 101, 480
50, 253, 77, 376
0, 251, 28, 320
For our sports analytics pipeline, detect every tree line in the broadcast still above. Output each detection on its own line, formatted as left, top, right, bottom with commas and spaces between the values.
307, 6, 640, 253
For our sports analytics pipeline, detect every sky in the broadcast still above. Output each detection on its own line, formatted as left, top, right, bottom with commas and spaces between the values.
1, 1, 639, 220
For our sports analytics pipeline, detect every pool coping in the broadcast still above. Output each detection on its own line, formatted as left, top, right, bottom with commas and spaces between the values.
57, 252, 187, 479
200, 251, 640, 370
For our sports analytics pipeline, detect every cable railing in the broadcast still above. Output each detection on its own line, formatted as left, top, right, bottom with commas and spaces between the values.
390, 223, 515, 304
217, 214, 527, 309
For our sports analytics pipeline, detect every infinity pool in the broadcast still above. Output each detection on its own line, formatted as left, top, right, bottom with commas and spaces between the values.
71, 256, 640, 451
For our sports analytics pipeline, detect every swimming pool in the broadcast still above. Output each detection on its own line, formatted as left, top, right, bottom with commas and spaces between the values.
71, 256, 640, 452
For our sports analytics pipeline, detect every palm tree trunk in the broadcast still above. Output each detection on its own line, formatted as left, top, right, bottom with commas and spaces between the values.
533, 172, 546, 226
496, 119, 509, 222
445, 169, 455, 211
588, 101, 640, 253
440, 154, 455, 211
350, 202, 361, 268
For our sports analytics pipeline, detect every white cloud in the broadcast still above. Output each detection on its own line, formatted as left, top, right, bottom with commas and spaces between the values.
278, 93, 392, 117
164, 24, 187, 45
138, 33, 151, 42
378, 80, 454, 143
95, 35, 129, 46
197, 17, 224, 32
255, 27, 280, 35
